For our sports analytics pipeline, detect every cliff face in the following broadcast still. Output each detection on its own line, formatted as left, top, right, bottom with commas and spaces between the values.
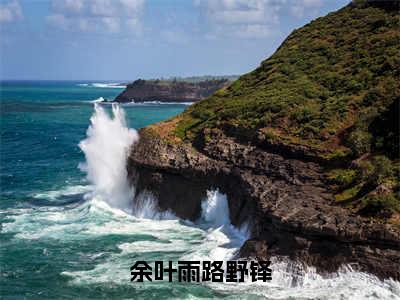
127, 1, 400, 280
129, 125, 399, 279
114, 79, 230, 103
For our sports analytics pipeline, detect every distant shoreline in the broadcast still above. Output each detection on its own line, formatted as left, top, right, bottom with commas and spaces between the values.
113, 77, 236, 104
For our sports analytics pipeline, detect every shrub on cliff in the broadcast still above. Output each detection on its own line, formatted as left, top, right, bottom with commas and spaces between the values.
175, 2, 399, 161
348, 130, 372, 156
359, 194, 400, 217
170, 1, 399, 218
360, 155, 394, 187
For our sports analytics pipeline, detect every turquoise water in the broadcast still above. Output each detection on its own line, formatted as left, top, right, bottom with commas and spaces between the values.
0, 81, 184, 205
1, 81, 399, 299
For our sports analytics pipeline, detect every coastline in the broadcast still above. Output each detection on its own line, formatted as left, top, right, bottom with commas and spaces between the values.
127, 126, 400, 280
125, 0, 400, 281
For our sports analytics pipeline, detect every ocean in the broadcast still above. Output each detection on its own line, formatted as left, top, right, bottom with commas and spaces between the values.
0, 81, 399, 299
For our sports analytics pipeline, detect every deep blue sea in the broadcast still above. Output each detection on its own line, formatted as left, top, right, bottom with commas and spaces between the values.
1, 81, 399, 299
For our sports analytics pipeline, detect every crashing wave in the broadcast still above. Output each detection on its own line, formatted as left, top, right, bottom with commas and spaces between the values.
92, 83, 126, 88
78, 103, 175, 219
90, 97, 106, 103
77, 83, 126, 88
5, 104, 395, 298
78, 103, 138, 213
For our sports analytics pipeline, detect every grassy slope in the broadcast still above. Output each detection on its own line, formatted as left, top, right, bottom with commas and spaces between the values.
155, 1, 400, 219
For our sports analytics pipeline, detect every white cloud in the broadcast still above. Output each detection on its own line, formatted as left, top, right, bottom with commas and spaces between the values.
51, 0, 144, 17
289, 0, 322, 18
102, 17, 120, 33
47, 0, 144, 34
52, 0, 84, 14
0, 0, 23, 23
194, 0, 284, 38
46, 13, 97, 32
89, 0, 115, 16
195, 0, 325, 38
199, 0, 282, 24
120, 0, 145, 15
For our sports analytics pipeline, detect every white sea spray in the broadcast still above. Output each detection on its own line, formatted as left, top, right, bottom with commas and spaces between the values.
78, 103, 138, 213
3, 104, 398, 299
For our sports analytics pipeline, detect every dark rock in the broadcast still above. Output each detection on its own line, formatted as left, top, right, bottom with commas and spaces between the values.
125, 1, 400, 280
114, 79, 230, 103
239, 239, 269, 261
128, 129, 400, 280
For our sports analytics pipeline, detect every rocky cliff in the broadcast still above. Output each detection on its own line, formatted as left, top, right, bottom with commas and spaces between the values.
114, 79, 230, 103
127, 0, 400, 280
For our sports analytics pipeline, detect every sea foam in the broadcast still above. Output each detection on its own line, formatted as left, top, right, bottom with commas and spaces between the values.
5, 104, 397, 299
90, 97, 105, 103
78, 82, 126, 88
78, 104, 174, 219
79, 103, 138, 213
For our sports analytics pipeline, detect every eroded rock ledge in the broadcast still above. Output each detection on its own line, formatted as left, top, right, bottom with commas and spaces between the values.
127, 128, 400, 280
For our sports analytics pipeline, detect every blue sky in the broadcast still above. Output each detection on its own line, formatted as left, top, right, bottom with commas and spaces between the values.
0, 0, 348, 80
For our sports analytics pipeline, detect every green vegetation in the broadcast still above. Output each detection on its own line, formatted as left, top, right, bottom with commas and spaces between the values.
126, 78, 230, 91
327, 169, 358, 188
328, 155, 399, 217
146, 75, 239, 83
167, 1, 400, 218
335, 184, 363, 202
174, 2, 399, 156
360, 194, 400, 217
